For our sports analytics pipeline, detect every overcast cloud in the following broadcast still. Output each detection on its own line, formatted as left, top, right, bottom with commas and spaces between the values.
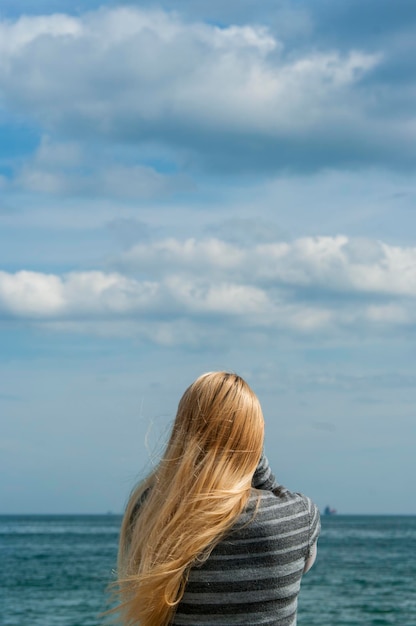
1, 7, 415, 174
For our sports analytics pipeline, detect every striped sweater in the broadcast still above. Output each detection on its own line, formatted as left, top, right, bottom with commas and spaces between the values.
171, 455, 320, 625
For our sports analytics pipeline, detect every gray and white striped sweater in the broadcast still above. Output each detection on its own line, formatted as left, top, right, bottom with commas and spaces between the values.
171, 455, 320, 625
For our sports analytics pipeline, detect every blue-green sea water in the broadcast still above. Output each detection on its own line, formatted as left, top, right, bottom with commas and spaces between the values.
1, 515, 415, 625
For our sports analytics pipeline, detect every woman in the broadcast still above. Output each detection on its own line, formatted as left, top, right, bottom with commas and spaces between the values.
113, 372, 320, 625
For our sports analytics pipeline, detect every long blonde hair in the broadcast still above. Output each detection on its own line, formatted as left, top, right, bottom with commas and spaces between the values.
113, 371, 264, 626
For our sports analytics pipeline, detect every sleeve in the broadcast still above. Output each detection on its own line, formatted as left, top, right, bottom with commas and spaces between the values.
305, 496, 321, 556
252, 452, 279, 491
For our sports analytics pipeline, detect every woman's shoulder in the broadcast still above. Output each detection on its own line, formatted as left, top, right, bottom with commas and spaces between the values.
243, 486, 319, 527
219, 487, 319, 554
246, 487, 321, 548
252, 483, 313, 506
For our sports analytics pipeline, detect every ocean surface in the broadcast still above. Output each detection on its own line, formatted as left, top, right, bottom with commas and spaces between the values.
1, 514, 415, 625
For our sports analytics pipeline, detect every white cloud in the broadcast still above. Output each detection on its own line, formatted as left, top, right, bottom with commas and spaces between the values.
0, 270, 159, 318
165, 275, 272, 316
0, 7, 390, 172
0, 268, 274, 324
0, 8, 281, 128
10, 136, 186, 198
118, 235, 416, 297
0, 270, 65, 316
1, 235, 416, 342
119, 238, 245, 273
0, 14, 81, 56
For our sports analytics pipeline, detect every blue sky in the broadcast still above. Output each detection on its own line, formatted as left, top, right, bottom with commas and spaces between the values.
1, 0, 415, 514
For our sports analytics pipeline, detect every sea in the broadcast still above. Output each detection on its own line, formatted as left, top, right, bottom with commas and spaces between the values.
1, 514, 415, 626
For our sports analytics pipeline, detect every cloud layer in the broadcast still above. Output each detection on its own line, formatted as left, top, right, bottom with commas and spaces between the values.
1, 235, 415, 343
1, 7, 414, 175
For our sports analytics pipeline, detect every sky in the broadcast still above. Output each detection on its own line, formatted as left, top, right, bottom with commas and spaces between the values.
1, 0, 415, 515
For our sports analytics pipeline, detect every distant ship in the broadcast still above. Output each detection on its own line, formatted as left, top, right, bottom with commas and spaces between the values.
324, 506, 337, 516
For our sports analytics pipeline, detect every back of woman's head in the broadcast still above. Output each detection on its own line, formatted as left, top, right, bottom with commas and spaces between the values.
114, 372, 264, 626
165, 371, 264, 491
